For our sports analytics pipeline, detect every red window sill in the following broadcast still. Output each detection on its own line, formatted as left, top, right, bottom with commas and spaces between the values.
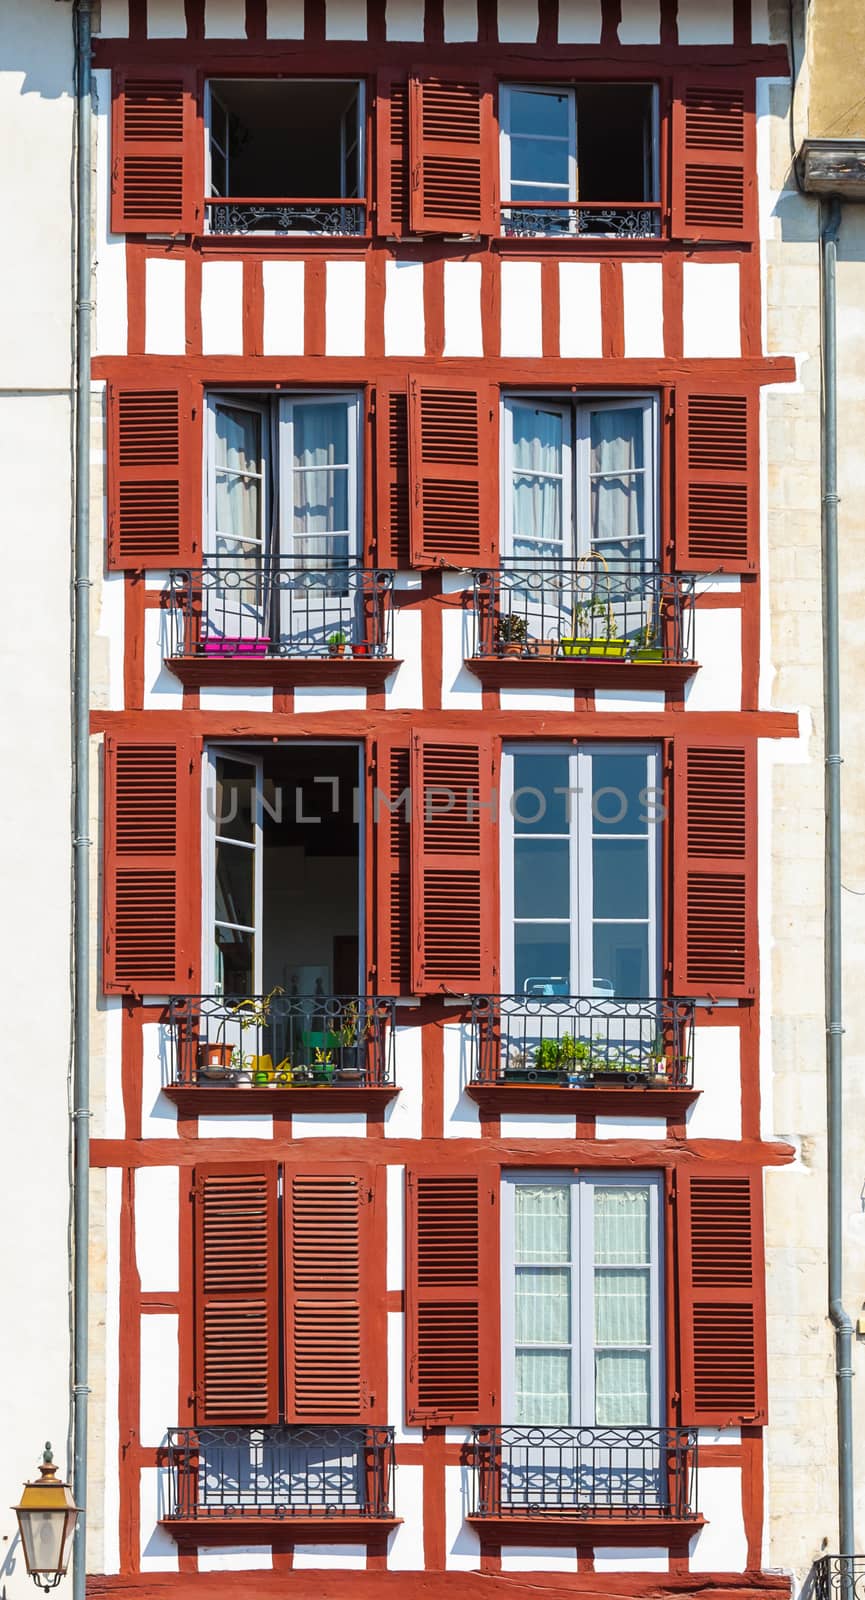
467, 1083, 699, 1117
468, 656, 698, 693
466, 1513, 704, 1545
163, 1083, 399, 1115
167, 655, 399, 690
162, 1515, 400, 1545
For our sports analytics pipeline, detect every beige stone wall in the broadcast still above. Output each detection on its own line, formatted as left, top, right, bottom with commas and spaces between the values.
804, 0, 865, 139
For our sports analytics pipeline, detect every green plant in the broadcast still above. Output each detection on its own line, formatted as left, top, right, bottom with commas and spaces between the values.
313, 1047, 334, 1066
337, 1002, 369, 1048
571, 597, 617, 641
495, 613, 528, 645
328, 631, 347, 647
229, 985, 284, 1071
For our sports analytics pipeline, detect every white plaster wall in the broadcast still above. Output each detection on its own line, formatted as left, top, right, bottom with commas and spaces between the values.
385, 260, 425, 356
387, 1464, 425, 1568
559, 262, 603, 356
684, 608, 743, 711
326, 261, 366, 356
268, 0, 306, 35
443, 0, 478, 37
683, 263, 741, 357
686, 1025, 742, 1140
444, 1464, 480, 1569
93, 69, 127, 356
440, 609, 483, 708
201, 260, 244, 355
294, 1546, 367, 1568
557, 0, 602, 40
141, 1022, 179, 1139
385, 1027, 423, 1138
442, 1023, 481, 1136
385, 609, 424, 709
139, 1315, 179, 1447
263, 260, 305, 355
135, 1168, 180, 1292
688, 1467, 747, 1571
139, 1468, 178, 1571
199, 1547, 273, 1571
385, 0, 425, 37
145, 258, 186, 355
501, 262, 543, 357
501, 1547, 577, 1571
444, 262, 484, 357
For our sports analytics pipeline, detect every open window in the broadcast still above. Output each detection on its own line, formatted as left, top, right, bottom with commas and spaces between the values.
499, 83, 659, 238
206, 79, 365, 234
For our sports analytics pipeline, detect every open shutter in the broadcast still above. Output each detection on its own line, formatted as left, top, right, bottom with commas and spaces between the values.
375, 743, 412, 994
103, 737, 198, 995
408, 376, 495, 568
406, 1169, 498, 1425
111, 70, 199, 234
676, 1169, 767, 1425
672, 742, 756, 999
670, 76, 755, 242
375, 74, 410, 236
674, 388, 757, 573
409, 73, 496, 235
106, 382, 200, 570
411, 732, 496, 995
194, 1165, 280, 1426
285, 1170, 372, 1422
375, 382, 410, 566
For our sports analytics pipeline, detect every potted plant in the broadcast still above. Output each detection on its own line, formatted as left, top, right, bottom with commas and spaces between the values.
333, 1003, 368, 1082
560, 599, 627, 659
495, 613, 528, 658
532, 634, 558, 660
229, 986, 284, 1078
328, 631, 347, 658
352, 640, 369, 658
197, 1039, 238, 1082
630, 620, 664, 664
533, 1036, 569, 1084
312, 1047, 336, 1083
203, 634, 271, 658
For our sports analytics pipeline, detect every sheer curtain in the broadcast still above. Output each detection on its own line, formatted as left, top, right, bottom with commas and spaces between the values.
588, 407, 644, 568
514, 1184, 572, 1424
593, 1186, 651, 1425
291, 401, 350, 568
512, 405, 565, 564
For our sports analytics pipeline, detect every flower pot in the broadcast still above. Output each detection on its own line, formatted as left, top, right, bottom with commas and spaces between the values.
560, 638, 628, 659
328, 642, 347, 658
499, 640, 524, 657
352, 642, 369, 658
198, 1041, 235, 1080
203, 636, 270, 657
631, 646, 664, 663
533, 640, 557, 659
334, 1066, 364, 1083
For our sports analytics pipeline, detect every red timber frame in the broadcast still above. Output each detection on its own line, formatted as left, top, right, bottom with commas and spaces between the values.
91, 0, 795, 1593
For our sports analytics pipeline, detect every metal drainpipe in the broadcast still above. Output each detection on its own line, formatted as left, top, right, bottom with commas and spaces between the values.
820, 193, 855, 1560
71, 4, 93, 1600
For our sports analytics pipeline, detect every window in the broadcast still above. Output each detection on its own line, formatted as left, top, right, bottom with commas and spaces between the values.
500, 83, 659, 237
206, 79, 364, 234
502, 1173, 663, 1426
501, 743, 660, 997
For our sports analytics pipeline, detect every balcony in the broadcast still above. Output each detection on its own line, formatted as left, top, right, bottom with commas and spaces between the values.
814, 1557, 865, 1600
206, 198, 366, 236
468, 1426, 700, 1539
163, 994, 399, 1115
501, 201, 662, 239
466, 994, 696, 1117
165, 559, 397, 690
162, 1426, 396, 1542
468, 561, 697, 692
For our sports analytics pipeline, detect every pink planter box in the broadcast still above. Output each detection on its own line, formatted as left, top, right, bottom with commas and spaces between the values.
203, 636, 271, 657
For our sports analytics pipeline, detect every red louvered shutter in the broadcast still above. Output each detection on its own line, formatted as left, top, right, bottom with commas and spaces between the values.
375, 743, 412, 994
106, 382, 200, 570
284, 1170, 372, 1422
411, 732, 496, 995
111, 70, 200, 234
406, 1169, 497, 1425
408, 376, 495, 568
670, 76, 755, 242
672, 742, 756, 999
194, 1165, 280, 1425
103, 737, 198, 995
676, 1169, 767, 1425
375, 74, 410, 236
409, 74, 496, 235
375, 383, 411, 566
675, 388, 757, 573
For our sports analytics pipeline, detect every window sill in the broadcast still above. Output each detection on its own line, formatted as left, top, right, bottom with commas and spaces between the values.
162, 1515, 401, 1543
466, 1513, 704, 1543
468, 656, 698, 692
164, 1083, 399, 1115
467, 1083, 698, 1117
196, 231, 374, 256
167, 655, 400, 690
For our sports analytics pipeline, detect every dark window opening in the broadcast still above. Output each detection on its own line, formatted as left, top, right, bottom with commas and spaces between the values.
577, 85, 653, 204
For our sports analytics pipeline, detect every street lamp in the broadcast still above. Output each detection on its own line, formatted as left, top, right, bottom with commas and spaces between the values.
12, 1444, 81, 1591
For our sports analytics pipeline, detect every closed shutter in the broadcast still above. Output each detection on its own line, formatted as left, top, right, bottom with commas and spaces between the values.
193, 1165, 280, 1426
670, 76, 755, 242
674, 388, 757, 573
672, 742, 756, 999
408, 74, 496, 235
676, 1169, 767, 1425
106, 382, 200, 570
408, 376, 495, 567
405, 1169, 498, 1424
375, 74, 410, 236
111, 70, 199, 234
103, 738, 198, 995
411, 732, 496, 995
285, 1170, 372, 1421
375, 743, 412, 994
375, 383, 410, 566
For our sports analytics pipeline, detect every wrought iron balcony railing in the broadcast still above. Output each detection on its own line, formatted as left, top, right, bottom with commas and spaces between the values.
468, 995, 695, 1089
166, 559, 395, 661
206, 197, 367, 235
471, 560, 695, 665
814, 1557, 865, 1600
470, 1426, 698, 1520
501, 201, 662, 238
165, 1427, 395, 1520
166, 994, 398, 1089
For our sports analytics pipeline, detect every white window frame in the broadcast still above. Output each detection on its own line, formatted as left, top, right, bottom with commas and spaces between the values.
502, 394, 659, 566
205, 395, 270, 561
500, 741, 661, 997
498, 81, 659, 220
500, 1170, 664, 1427
278, 391, 362, 563
204, 746, 264, 996
203, 78, 366, 211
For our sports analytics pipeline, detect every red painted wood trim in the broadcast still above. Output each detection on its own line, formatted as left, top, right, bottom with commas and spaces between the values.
87, 1574, 794, 1598
163, 1085, 399, 1114
94, 36, 791, 67
540, 256, 559, 358
91, 708, 802, 739
119, 1167, 140, 1573
423, 257, 445, 358
127, 247, 146, 356
467, 1084, 700, 1115
366, 247, 386, 361
468, 658, 698, 691
304, 256, 327, 356
91, 354, 799, 385
466, 1515, 704, 1546
243, 257, 263, 357
166, 656, 400, 689
91, 1137, 797, 1167
601, 259, 624, 358
163, 1517, 399, 1544
123, 575, 145, 711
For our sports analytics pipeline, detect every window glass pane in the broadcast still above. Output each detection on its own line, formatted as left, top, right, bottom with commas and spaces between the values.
294, 402, 349, 469
594, 1268, 650, 1345
515, 925, 571, 995
590, 409, 644, 476
592, 923, 649, 997
591, 754, 649, 836
594, 1186, 650, 1263
516, 1268, 571, 1343
511, 136, 570, 188
594, 1351, 650, 1425
214, 471, 262, 543
516, 1184, 570, 1262
214, 925, 254, 999
515, 839, 570, 919
216, 405, 263, 475
215, 759, 255, 843
593, 838, 649, 918
509, 88, 571, 140
514, 477, 563, 551
292, 468, 349, 536
513, 406, 563, 474
215, 841, 254, 929
590, 474, 644, 545
515, 1352, 571, 1425
512, 752, 570, 834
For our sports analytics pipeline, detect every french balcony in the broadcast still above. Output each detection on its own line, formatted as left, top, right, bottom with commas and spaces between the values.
468, 561, 697, 692
162, 1426, 397, 1544
814, 1557, 865, 1600
163, 993, 399, 1115
205, 198, 367, 236
165, 559, 397, 690
501, 201, 662, 239
465, 994, 697, 1117
468, 1425, 700, 1540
